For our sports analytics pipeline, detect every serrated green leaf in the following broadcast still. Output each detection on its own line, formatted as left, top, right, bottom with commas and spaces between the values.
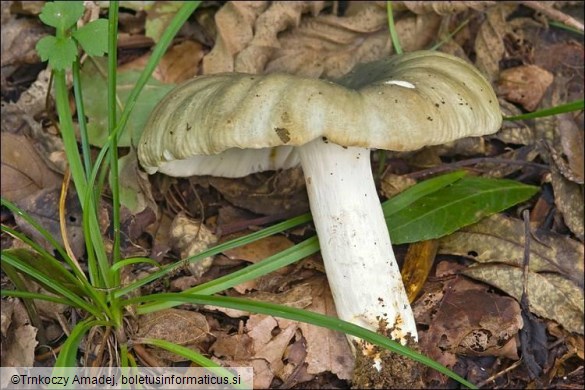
39, 1, 84, 32
388, 177, 539, 244
35, 35, 77, 71
80, 57, 175, 147
72, 19, 109, 56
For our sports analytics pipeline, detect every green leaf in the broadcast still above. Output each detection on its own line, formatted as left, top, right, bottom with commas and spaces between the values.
39, 1, 85, 32
80, 57, 176, 147
36, 35, 77, 71
72, 19, 109, 56
388, 176, 539, 244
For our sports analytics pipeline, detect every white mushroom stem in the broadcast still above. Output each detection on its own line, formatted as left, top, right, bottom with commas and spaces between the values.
297, 137, 417, 346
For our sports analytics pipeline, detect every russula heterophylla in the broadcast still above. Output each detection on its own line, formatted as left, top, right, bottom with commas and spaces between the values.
138, 50, 501, 357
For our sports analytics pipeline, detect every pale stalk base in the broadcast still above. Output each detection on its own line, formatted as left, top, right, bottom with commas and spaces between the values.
298, 138, 417, 346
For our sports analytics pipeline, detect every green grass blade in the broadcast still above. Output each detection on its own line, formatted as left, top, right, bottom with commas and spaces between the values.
386, 1, 403, 54
135, 237, 319, 313
1, 252, 104, 318
503, 99, 584, 121
0, 289, 77, 307
54, 319, 108, 367
113, 213, 312, 298
108, 2, 122, 273
1, 198, 70, 263
110, 257, 161, 273
126, 294, 476, 389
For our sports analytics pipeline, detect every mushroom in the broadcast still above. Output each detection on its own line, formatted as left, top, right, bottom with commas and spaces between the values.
138, 50, 501, 356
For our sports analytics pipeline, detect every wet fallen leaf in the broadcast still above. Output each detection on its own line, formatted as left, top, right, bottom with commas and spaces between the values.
1, 132, 61, 202
550, 166, 584, 242
13, 188, 85, 260
421, 277, 523, 385
401, 240, 438, 303
463, 264, 584, 334
438, 214, 584, 288
498, 65, 554, 111
554, 113, 584, 184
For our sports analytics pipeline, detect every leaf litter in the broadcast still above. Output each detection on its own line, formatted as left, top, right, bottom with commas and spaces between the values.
1, 1, 584, 388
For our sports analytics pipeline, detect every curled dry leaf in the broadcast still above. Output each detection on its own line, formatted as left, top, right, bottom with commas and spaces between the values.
474, 3, 516, 81
497, 65, 554, 111
203, 1, 440, 78
394, 1, 496, 15
169, 212, 217, 277
266, 4, 440, 78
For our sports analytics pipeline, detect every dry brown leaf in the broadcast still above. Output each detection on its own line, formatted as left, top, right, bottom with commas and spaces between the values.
0, 6, 46, 67
266, 5, 440, 78
136, 308, 210, 363
223, 235, 294, 264
0, 132, 61, 202
463, 264, 584, 334
0, 299, 38, 367
204, 1, 441, 78
474, 3, 516, 81
498, 65, 554, 111
119, 40, 204, 84
210, 331, 254, 361
394, 1, 496, 15
297, 278, 354, 380
551, 166, 585, 242
202, 1, 270, 73
555, 113, 585, 184
380, 172, 417, 199
438, 214, 584, 288
208, 168, 309, 216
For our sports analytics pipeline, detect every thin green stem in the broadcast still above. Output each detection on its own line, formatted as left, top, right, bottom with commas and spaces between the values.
108, 2, 121, 273
387, 1, 403, 55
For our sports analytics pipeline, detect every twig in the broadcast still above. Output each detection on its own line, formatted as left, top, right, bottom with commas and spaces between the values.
522, 1, 584, 32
